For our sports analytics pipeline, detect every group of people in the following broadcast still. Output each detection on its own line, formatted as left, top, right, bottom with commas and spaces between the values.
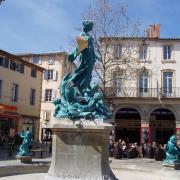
109, 139, 166, 160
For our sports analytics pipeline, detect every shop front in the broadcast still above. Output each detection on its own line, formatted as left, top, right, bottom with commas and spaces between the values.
0, 104, 19, 139
149, 108, 176, 144
115, 108, 141, 144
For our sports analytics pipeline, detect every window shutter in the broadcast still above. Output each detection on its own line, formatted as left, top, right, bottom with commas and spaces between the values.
41, 90, 45, 101
53, 70, 57, 81
44, 70, 48, 80
52, 89, 56, 100
39, 58, 42, 65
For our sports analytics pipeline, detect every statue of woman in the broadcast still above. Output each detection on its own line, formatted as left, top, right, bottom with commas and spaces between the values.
53, 20, 111, 120
68, 20, 96, 92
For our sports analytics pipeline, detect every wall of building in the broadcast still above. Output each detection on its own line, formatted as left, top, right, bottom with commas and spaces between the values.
0, 51, 43, 141
19, 52, 74, 141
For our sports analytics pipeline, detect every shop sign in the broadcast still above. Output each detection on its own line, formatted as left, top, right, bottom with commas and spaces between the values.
116, 119, 141, 128
149, 120, 175, 128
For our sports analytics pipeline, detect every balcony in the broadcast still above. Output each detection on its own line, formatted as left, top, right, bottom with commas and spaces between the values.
105, 87, 180, 98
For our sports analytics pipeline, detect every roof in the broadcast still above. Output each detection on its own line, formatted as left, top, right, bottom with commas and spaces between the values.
17, 51, 68, 57
0, 49, 45, 72
100, 37, 180, 42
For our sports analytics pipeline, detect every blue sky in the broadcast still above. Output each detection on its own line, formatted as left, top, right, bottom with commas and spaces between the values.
0, 0, 180, 54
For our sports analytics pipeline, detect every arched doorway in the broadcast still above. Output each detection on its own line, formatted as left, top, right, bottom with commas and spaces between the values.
149, 108, 176, 144
115, 108, 141, 144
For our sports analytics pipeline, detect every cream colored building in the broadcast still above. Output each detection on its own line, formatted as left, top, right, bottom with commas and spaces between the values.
19, 52, 74, 141
0, 49, 44, 141
104, 25, 180, 145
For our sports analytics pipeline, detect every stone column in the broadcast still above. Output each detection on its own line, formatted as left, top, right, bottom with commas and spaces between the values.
141, 121, 150, 144
176, 122, 180, 146
44, 118, 116, 180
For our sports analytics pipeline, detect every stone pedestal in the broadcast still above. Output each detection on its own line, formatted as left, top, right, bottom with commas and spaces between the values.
44, 118, 116, 180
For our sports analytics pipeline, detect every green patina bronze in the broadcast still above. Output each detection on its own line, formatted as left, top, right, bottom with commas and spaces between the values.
53, 20, 112, 120
164, 135, 180, 164
16, 131, 32, 157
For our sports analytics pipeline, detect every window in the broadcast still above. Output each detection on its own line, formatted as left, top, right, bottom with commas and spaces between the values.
10, 60, 16, 70
44, 69, 57, 81
48, 69, 53, 80
44, 111, 51, 121
114, 76, 121, 96
31, 68, 37, 78
139, 46, 147, 60
32, 56, 41, 64
11, 83, 18, 102
45, 89, 52, 101
0, 57, 9, 68
48, 55, 55, 65
163, 45, 172, 60
10, 60, 23, 73
139, 71, 149, 93
20, 64, 24, 74
114, 45, 122, 59
0, 80, 2, 99
4, 58, 9, 68
30, 89, 36, 105
0, 56, 3, 66
163, 71, 173, 94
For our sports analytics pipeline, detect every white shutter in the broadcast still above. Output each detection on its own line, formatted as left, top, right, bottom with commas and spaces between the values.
44, 70, 48, 80
41, 90, 45, 101
38, 58, 42, 65
52, 89, 56, 100
53, 70, 57, 81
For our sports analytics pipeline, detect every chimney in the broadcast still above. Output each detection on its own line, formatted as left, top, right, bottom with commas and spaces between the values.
146, 24, 160, 38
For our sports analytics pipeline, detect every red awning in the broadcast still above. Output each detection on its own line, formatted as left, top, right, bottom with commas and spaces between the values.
0, 111, 20, 119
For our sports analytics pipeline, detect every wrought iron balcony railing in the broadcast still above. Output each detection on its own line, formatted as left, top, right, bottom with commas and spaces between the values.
105, 87, 180, 98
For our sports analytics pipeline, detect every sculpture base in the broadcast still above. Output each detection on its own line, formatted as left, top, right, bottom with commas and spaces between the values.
44, 118, 116, 180
16, 155, 32, 163
163, 160, 180, 170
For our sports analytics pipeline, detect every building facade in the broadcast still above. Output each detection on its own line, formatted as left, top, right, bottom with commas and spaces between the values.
0, 49, 44, 141
104, 25, 180, 145
19, 52, 74, 141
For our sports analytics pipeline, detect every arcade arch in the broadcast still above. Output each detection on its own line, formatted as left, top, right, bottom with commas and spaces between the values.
149, 108, 176, 144
114, 107, 141, 144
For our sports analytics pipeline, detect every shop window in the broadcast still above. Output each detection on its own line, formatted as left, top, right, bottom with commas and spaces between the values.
30, 88, 36, 105
11, 83, 18, 102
